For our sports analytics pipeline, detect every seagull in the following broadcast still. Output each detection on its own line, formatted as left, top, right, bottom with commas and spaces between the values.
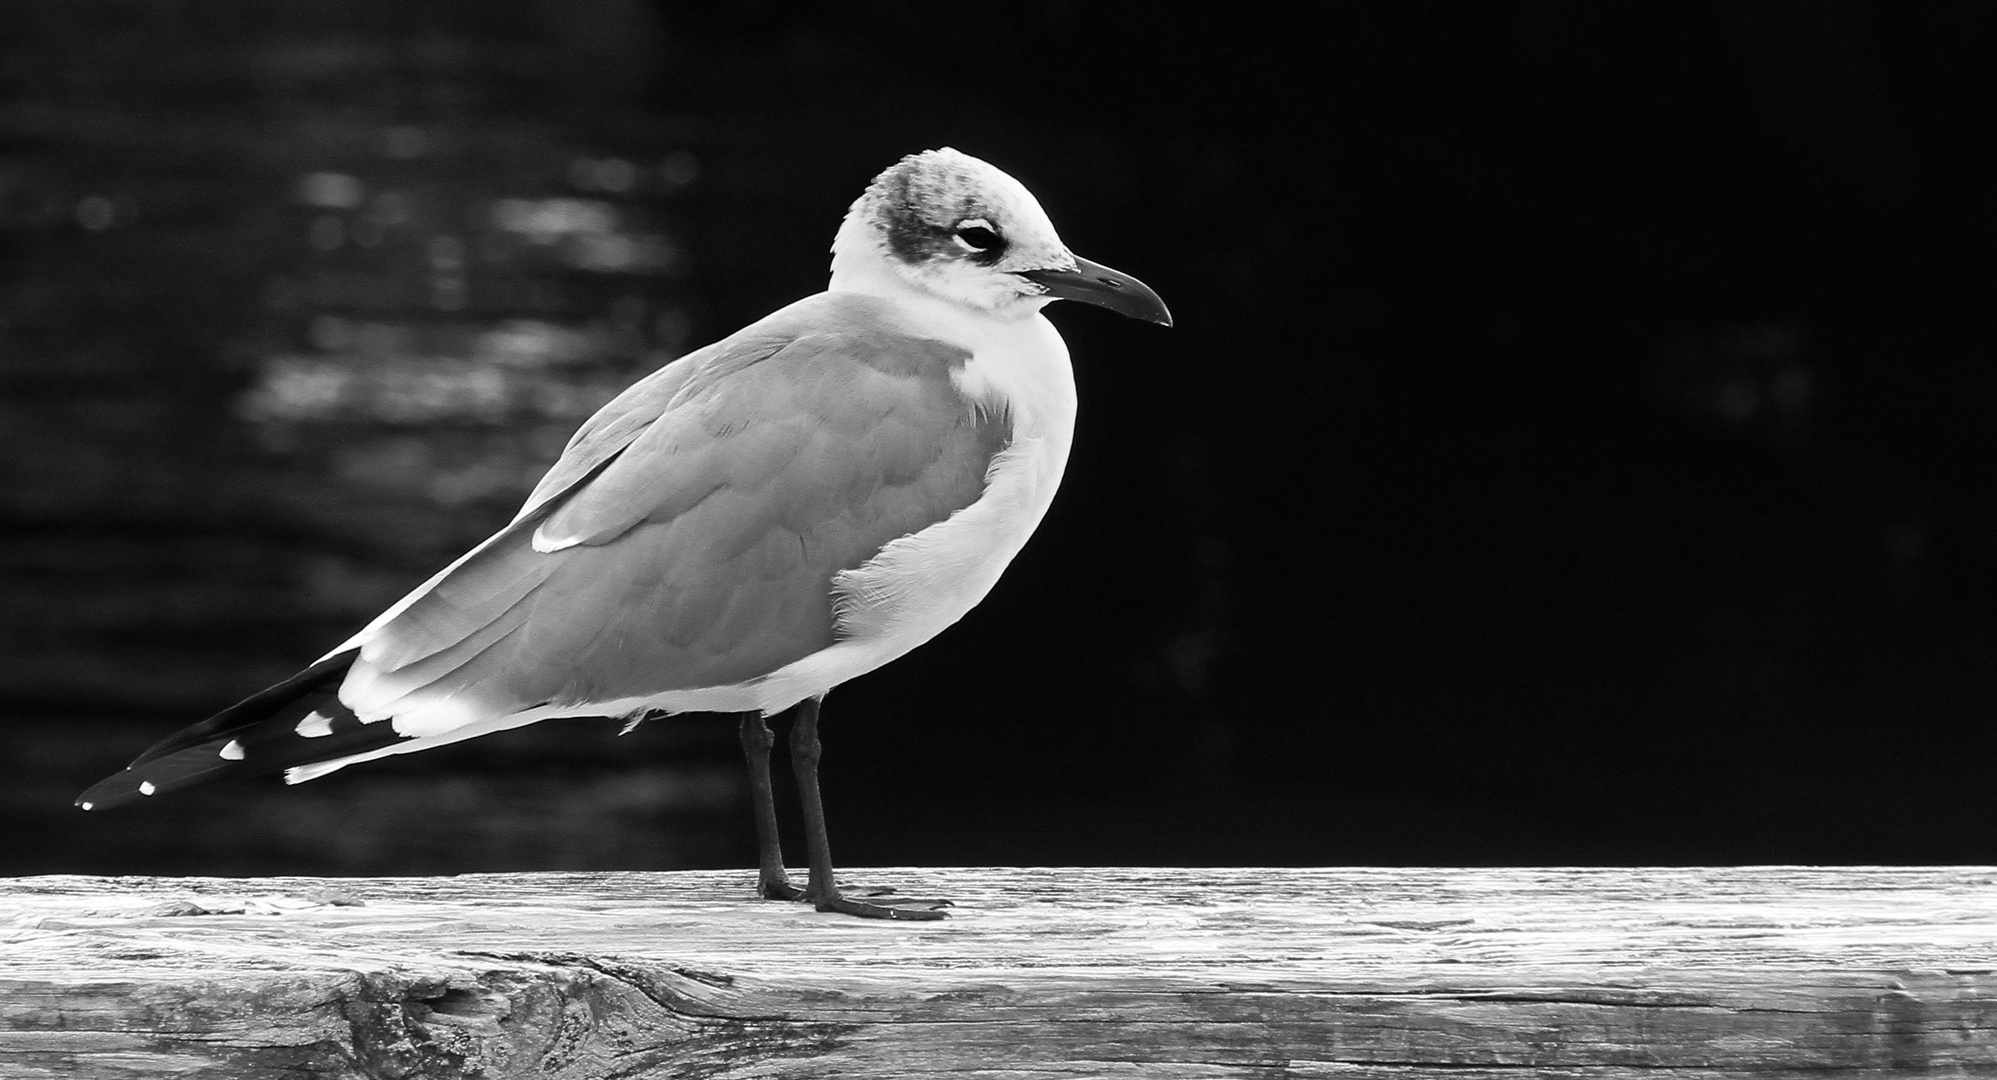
76, 147, 1170, 919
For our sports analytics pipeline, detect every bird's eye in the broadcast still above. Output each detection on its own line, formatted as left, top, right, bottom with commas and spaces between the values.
952, 220, 1003, 253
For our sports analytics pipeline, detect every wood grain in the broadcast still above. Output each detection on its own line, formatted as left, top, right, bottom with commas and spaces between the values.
3, 867, 1995, 1078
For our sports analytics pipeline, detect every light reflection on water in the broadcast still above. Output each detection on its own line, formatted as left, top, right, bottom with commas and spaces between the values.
1, 12, 748, 874
245, 125, 700, 549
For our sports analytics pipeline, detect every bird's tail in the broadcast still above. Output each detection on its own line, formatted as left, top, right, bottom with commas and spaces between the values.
75, 650, 405, 810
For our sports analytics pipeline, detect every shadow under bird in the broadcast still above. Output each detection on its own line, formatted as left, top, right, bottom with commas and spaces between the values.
78, 148, 1171, 919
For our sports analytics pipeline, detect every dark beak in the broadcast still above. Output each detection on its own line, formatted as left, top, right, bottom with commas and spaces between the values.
1019, 256, 1173, 327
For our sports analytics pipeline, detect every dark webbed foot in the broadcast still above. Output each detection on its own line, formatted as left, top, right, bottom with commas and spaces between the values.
757, 872, 951, 916
814, 888, 950, 920
809, 878, 952, 918
756, 872, 806, 901
849, 884, 953, 910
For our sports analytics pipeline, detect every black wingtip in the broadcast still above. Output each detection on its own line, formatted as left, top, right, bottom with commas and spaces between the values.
127, 650, 357, 768
75, 737, 261, 810
75, 768, 148, 812
73, 649, 403, 810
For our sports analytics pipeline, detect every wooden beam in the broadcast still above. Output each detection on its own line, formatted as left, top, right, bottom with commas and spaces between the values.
3, 867, 1994, 1077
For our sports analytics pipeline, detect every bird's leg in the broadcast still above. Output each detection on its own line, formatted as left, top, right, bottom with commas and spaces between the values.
789, 697, 948, 920
737, 711, 803, 901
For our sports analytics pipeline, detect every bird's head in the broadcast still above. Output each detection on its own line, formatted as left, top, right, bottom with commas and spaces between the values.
831, 148, 1171, 326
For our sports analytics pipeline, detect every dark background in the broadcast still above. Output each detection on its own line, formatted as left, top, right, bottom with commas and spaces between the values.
4, 1, 1995, 876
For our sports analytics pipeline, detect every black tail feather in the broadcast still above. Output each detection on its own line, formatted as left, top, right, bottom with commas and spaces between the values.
76, 649, 413, 810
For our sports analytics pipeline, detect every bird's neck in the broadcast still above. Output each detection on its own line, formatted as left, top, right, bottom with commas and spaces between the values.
827, 201, 903, 294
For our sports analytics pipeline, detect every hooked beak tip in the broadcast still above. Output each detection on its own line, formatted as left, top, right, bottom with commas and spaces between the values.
1019, 256, 1172, 327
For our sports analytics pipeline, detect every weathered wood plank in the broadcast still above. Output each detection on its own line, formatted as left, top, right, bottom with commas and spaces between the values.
3, 867, 1994, 1078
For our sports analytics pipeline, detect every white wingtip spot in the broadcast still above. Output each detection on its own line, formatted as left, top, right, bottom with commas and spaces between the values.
296, 711, 335, 738
219, 739, 246, 761
389, 696, 481, 738
531, 524, 583, 553
138, 781, 157, 797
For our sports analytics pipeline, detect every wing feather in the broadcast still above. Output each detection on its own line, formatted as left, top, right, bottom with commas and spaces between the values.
340, 292, 1009, 731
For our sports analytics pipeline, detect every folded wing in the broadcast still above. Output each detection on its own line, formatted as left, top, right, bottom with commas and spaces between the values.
341, 291, 1010, 736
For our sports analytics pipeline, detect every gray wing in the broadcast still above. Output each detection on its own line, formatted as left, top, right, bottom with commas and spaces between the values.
336, 292, 1010, 729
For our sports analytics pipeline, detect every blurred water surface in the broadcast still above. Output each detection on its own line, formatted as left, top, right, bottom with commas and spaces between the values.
1, 0, 745, 873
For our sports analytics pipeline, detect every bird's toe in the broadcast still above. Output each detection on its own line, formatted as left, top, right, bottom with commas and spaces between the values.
814, 893, 950, 920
